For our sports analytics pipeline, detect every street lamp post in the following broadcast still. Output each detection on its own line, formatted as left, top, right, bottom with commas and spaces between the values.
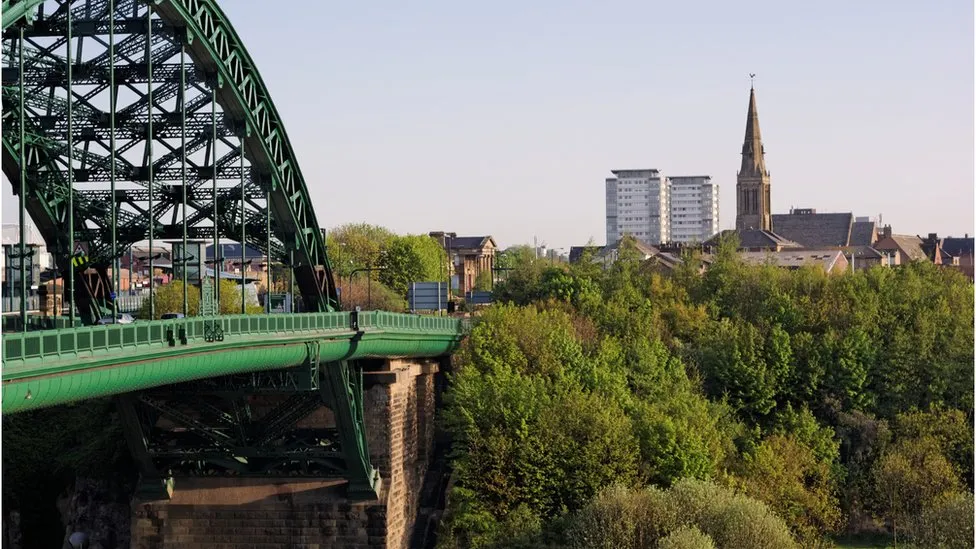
349, 266, 385, 309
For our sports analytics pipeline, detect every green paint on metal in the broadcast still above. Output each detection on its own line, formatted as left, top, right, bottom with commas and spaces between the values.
321, 360, 381, 498
2, 312, 467, 414
2, 0, 338, 323
200, 277, 216, 316
152, 0, 339, 312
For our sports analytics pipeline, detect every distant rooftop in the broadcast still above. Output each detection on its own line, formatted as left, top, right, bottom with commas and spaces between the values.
739, 249, 847, 272
610, 169, 660, 177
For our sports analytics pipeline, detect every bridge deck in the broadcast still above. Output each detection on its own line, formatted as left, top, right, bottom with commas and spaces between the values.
2, 312, 466, 413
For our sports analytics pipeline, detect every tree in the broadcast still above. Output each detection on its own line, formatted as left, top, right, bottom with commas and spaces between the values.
474, 270, 493, 292
378, 234, 446, 296
325, 223, 395, 278
337, 276, 405, 312
873, 436, 960, 544
138, 280, 200, 319
496, 245, 537, 271
737, 434, 841, 542
217, 279, 262, 315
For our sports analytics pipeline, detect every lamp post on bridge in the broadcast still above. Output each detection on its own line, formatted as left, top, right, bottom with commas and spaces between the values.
232, 259, 253, 314
348, 266, 385, 310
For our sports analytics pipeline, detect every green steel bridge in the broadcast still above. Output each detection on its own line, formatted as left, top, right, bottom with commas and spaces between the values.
1, 0, 467, 500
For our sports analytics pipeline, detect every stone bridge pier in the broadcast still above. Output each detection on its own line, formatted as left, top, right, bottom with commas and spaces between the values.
131, 357, 446, 549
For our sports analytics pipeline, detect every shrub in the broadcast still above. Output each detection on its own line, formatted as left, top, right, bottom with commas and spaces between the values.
338, 277, 405, 312
657, 525, 716, 549
912, 491, 974, 549
566, 480, 797, 549
566, 485, 678, 549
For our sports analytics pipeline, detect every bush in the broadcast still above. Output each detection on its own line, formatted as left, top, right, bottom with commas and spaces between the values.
697, 493, 798, 549
566, 480, 797, 549
566, 485, 678, 549
913, 491, 975, 549
337, 277, 405, 311
657, 525, 716, 549
137, 280, 200, 319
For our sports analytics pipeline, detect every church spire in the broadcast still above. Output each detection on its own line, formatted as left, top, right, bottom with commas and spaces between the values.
735, 82, 772, 232
739, 86, 768, 178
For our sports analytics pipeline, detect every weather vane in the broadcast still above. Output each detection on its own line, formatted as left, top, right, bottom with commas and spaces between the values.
749, 73, 756, 87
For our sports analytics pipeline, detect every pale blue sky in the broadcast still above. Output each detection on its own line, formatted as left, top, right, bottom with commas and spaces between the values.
3, 0, 973, 250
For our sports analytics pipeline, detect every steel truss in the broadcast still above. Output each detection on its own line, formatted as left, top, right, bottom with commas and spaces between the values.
117, 357, 381, 500
2, 0, 338, 324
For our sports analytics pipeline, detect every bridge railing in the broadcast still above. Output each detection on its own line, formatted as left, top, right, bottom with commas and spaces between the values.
3, 311, 468, 366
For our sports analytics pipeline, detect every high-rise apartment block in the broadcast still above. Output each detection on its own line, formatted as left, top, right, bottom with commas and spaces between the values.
605, 170, 719, 246
605, 169, 670, 246
668, 176, 719, 243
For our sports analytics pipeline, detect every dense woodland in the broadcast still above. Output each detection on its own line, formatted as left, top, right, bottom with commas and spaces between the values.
436, 236, 974, 549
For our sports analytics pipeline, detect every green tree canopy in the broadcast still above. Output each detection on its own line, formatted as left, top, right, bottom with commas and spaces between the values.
325, 223, 395, 278
378, 234, 447, 295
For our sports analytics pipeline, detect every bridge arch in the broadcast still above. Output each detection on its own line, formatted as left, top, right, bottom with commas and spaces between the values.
2, 0, 337, 323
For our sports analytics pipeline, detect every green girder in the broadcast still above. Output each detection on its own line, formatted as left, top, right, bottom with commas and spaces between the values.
2, 0, 338, 313
2, 311, 467, 412
151, 0, 338, 311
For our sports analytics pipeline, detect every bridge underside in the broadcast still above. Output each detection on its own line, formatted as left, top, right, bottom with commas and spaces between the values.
120, 358, 381, 501
130, 357, 445, 549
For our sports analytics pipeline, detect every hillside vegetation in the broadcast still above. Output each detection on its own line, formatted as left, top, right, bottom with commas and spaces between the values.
436, 238, 974, 549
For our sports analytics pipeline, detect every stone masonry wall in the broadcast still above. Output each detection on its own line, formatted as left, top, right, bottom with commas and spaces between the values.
130, 358, 440, 549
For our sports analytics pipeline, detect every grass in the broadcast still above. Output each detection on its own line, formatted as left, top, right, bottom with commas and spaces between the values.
832, 532, 897, 548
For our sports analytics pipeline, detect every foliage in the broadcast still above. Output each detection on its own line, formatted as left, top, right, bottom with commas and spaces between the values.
138, 280, 200, 319
912, 491, 975, 549
325, 223, 395, 278
443, 365, 640, 525
872, 408, 970, 543
378, 234, 447, 295
338, 276, 405, 312
439, 248, 973, 547
474, 270, 493, 291
3, 400, 134, 548
737, 434, 841, 542
217, 279, 263, 315
566, 480, 797, 549
657, 526, 716, 549
495, 245, 538, 271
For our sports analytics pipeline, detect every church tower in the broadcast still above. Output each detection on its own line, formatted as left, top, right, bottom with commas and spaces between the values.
735, 85, 771, 231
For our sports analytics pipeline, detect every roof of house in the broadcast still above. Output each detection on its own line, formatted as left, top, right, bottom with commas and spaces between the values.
875, 234, 928, 262
599, 238, 659, 259
839, 245, 885, 259
706, 229, 801, 250
739, 249, 847, 272
849, 220, 878, 246
652, 252, 684, 268
771, 212, 855, 248
941, 237, 974, 257
206, 243, 265, 259
448, 236, 496, 250
569, 246, 602, 263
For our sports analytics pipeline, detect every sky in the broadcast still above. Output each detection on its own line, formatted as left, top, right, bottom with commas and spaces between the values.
2, 0, 973, 251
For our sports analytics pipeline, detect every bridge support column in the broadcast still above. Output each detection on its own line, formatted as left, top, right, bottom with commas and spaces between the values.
130, 357, 442, 549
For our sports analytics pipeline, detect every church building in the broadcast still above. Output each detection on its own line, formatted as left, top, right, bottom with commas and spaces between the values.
709, 84, 878, 252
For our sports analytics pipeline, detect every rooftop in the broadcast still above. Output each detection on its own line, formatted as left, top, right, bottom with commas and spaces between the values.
739, 249, 847, 272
